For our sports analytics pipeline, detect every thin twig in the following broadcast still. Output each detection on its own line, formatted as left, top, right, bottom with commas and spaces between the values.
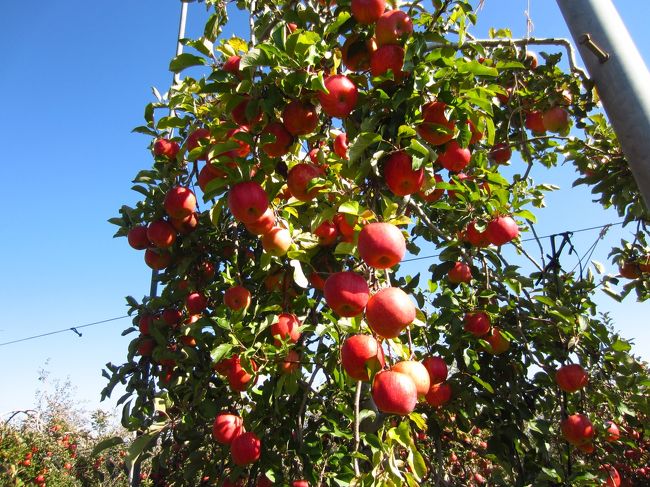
353, 380, 362, 477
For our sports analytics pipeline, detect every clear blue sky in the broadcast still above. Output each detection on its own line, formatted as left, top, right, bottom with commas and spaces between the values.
0, 1, 648, 417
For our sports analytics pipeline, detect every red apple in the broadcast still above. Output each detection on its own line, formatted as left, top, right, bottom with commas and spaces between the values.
187, 128, 211, 160
292, 481, 309, 487
228, 356, 257, 392
138, 315, 152, 335
543, 106, 570, 133
525, 110, 546, 134
186, 292, 208, 314
198, 163, 226, 192
232, 97, 262, 126
417, 174, 444, 202
170, 212, 198, 235
314, 220, 338, 246
162, 308, 182, 326
600, 465, 621, 487
334, 213, 355, 241
486, 216, 519, 246
425, 382, 452, 407
465, 220, 490, 247
223, 55, 241, 75
372, 370, 418, 415
463, 312, 490, 337
245, 207, 276, 235
318, 74, 358, 118
146, 220, 176, 248
437, 140, 471, 173
144, 249, 171, 270
127, 225, 150, 250
228, 181, 269, 223
370, 44, 405, 81
231, 431, 261, 466
282, 101, 318, 136
485, 327, 510, 354
555, 364, 588, 393
448, 262, 471, 284
137, 336, 155, 356
366, 287, 416, 339
604, 421, 620, 442
224, 285, 251, 311
351, 0, 386, 24
262, 227, 292, 256
341, 334, 385, 381
383, 151, 424, 196
423, 357, 447, 384
392, 360, 430, 398
280, 350, 301, 374
417, 102, 455, 146
561, 413, 594, 446
153, 138, 180, 159
334, 133, 349, 159
324, 272, 370, 317
342, 34, 377, 71
271, 313, 301, 345
488, 143, 512, 165
619, 261, 641, 279
375, 10, 413, 46
261, 122, 294, 157
287, 163, 325, 201
358, 222, 406, 269
212, 413, 244, 444
164, 186, 197, 220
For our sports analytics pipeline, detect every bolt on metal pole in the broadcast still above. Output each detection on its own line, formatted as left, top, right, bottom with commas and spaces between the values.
129, 4, 191, 486
556, 0, 650, 209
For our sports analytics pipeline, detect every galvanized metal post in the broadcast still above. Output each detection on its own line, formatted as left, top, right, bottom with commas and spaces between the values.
556, 0, 650, 209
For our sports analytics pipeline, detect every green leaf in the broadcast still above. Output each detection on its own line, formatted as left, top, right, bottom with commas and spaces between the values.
458, 60, 499, 77
471, 375, 494, 393
407, 446, 427, 481
91, 436, 124, 457
611, 339, 631, 352
290, 260, 309, 288
126, 432, 158, 470
338, 200, 360, 215
210, 343, 233, 363
349, 133, 382, 164
239, 48, 266, 69
169, 53, 206, 73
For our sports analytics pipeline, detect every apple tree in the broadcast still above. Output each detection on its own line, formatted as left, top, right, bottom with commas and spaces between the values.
105, 0, 649, 485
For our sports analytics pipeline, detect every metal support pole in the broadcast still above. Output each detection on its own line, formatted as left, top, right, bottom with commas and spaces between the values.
556, 0, 650, 209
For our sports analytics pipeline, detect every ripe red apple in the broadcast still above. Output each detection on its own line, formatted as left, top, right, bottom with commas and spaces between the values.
127, 225, 150, 250
318, 75, 358, 118
314, 220, 338, 246
262, 227, 292, 256
228, 181, 269, 223
282, 101, 318, 136
324, 272, 370, 317
341, 334, 385, 381
600, 465, 621, 487
153, 138, 180, 159
485, 216, 519, 246
138, 315, 152, 335
464, 220, 489, 247
351, 0, 386, 24
333, 213, 355, 241
425, 382, 452, 407
342, 34, 377, 71
198, 163, 226, 192
561, 413, 594, 446
463, 312, 490, 337
423, 356, 447, 384
162, 308, 182, 326
224, 285, 251, 311
366, 287, 416, 339
170, 212, 198, 235
372, 370, 418, 415
555, 364, 588, 393
231, 431, 261, 466
524, 110, 546, 134
604, 421, 620, 442
187, 128, 211, 160
370, 44, 405, 81
186, 292, 208, 314
147, 220, 176, 248
245, 207, 276, 235
223, 55, 241, 75
383, 151, 424, 196
144, 248, 171, 270
448, 262, 472, 284
543, 106, 570, 133
488, 143, 512, 165
261, 122, 294, 157
292, 481, 309, 487
280, 350, 301, 374
392, 361, 430, 398
417, 174, 444, 202
271, 313, 301, 345
232, 97, 262, 127
137, 336, 155, 356
228, 356, 257, 392
437, 140, 471, 173
212, 413, 244, 444
417, 101, 455, 146
524, 50, 539, 69
358, 222, 406, 269
333, 133, 349, 159
164, 186, 197, 220
468, 120, 484, 144
485, 327, 510, 354
375, 10, 413, 46
287, 163, 325, 201
619, 261, 641, 279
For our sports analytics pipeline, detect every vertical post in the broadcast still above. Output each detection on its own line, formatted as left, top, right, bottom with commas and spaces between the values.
129, 4, 191, 486
556, 0, 650, 209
